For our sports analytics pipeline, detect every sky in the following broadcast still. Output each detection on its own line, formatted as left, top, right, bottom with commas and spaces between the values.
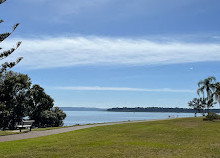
1, 0, 220, 108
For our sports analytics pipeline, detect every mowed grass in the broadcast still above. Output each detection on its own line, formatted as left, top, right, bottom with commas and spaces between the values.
0, 124, 98, 135
0, 127, 65, 136
32, 126, 68, 131
1, 118, 220, 158
0, 131, 20, 136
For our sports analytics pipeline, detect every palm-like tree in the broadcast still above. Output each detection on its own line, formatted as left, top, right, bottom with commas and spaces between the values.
197, 76, 216, 100
214, 82, 220, 104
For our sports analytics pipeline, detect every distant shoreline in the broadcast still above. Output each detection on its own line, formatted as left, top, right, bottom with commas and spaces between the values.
60, 107, 220, 113
107, 107, 220, 113
60, 107, 106, 111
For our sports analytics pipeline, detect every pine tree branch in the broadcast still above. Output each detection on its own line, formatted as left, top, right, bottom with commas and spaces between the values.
0, 0, 23, 72
0, 41, 22, 60
0, 32, 10, 42
0, 57, 23, 73
13, 23, 19, 32
0, 23, 20, 43
0, 0, 6, 5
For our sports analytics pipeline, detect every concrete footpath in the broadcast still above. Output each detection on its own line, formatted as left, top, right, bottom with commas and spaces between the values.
0, 120, 155, 143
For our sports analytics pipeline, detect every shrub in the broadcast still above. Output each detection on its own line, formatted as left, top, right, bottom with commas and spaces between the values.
204, 112, 220, 121
39, 107, 66, 127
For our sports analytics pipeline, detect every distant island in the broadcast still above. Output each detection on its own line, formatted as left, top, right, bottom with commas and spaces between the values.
107, 107, 220, 113
60, 107, 220, 113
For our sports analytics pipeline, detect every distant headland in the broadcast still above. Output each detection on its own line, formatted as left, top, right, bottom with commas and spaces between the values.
107, 107, 220, 113
60, 107, 220, 113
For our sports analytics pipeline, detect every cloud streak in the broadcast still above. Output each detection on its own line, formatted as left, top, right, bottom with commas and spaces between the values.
54, 86, 194, 93
2, 36, 220, 69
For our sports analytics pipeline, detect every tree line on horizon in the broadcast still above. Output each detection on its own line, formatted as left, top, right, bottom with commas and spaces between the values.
107, 107, 220, 113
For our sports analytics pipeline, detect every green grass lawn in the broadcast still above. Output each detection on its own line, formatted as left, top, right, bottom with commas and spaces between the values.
0, 126, 71, 135
0, 123, 102, 135
0, 131, 20, 136
0, 128, 58, 136
1, 117, 220, 158
32, 126, 68, 131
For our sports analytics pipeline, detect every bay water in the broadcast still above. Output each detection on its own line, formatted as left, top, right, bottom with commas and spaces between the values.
63, 111, 196, 126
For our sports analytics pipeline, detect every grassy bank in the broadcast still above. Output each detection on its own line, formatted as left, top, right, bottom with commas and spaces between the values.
0, 117, 220, 157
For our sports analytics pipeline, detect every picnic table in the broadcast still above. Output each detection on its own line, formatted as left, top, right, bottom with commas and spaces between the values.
16, 120, 35, 132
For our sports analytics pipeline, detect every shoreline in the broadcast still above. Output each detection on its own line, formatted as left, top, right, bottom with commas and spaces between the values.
63, 111, 195, 126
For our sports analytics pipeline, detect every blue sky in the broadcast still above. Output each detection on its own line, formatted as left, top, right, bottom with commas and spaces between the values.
1, 0, 220, 108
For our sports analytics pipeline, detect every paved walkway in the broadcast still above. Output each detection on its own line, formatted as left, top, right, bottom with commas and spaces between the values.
0, 120, 154, 143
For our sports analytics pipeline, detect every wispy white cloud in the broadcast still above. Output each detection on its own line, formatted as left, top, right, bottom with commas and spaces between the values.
2, 36, 220, 69
54, 86, 194, 93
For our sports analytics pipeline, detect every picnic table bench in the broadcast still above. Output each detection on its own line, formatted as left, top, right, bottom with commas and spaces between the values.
16, 120, 35, 132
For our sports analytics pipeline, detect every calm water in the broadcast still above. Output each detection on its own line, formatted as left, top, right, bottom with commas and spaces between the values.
63, 111, 196, 126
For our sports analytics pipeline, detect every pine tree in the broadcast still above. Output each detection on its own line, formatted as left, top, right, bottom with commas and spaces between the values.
0, 0, 22, 73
